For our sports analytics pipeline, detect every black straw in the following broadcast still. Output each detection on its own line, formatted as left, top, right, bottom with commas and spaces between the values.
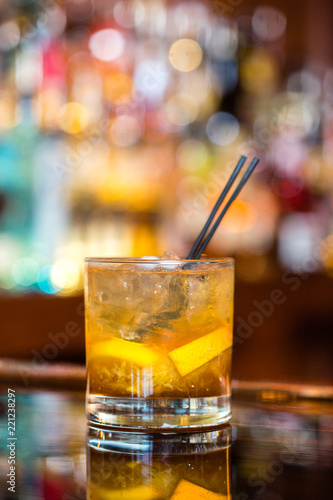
186, 155, 246, 259
187, 156, 260, 260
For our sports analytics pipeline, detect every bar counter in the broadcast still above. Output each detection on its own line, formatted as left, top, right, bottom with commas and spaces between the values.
0, 362, 332, 499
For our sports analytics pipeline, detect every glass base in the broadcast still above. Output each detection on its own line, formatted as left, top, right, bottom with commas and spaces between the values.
88, 423, 232, 453
86, 394, 231, 430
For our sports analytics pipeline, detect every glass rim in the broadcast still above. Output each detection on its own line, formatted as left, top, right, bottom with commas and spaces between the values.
85, 256, 234, 266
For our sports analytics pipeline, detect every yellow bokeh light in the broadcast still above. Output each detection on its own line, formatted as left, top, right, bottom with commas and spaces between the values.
318, 235, 333, 276
0, 94, 21, 129
169, 39, 203, 72
165, 94, 198, 126
33, 89, 65, 129
51, 259, 80, 292
177, 139, 208, 172
58, 102, 90, 134
240, 48, 279, 96
50, 265, 65, 290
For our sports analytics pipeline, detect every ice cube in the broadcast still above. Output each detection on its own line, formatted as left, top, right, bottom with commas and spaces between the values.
162, 250, 181, 259
214, 267, 234, 325
183, 273, 213, 325
91, 271, 142, 309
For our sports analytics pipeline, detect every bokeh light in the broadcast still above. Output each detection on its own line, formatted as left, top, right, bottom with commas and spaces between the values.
318, 235, 333, 276
110, 115, 142, 147
113, 0, 145, 28
273, 94, 320, 137
134, 59, 169, 102
208, 23, 238, 60
252, 7, 287, 42
1, 0, 333, 295
12, 258, 39, 287
0, 237, 21, 290
206, 112, 239, 146
89, 29, 124, 62
287, 70, 321, 99
58, 102, 90, 134
222, 200, 257, 234
165, 94, 198, 126
15, 46, 43, 95
33, 89, 65, 130
51, 259, 80, 293
168, 39, 202, 72
278, 214, 322, 271
177, 139, 208, 172
0, 20, 20, 51
0, 93, 21, 129
37, 265, 62, 294
37, 4, 67, 38
104, 73, 133, 105
240, 48, 279, 96
176, 175, 206, 209
171, 2, 209, 39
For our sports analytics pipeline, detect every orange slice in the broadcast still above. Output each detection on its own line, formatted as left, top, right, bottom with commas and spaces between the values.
171, 479, 227, 499
169, 326, 232, 377
89, 338, 161, 367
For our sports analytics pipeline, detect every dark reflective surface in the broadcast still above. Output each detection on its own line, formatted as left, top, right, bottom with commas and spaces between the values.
231, 390, 333, 500
0, 383, 332, 499
87, 426, 231, 499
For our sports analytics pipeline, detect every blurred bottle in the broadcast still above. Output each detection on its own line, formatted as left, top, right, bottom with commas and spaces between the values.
0, 96, 37, 290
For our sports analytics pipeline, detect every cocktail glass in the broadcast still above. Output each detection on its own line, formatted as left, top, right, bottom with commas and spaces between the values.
85, 258, 234, 429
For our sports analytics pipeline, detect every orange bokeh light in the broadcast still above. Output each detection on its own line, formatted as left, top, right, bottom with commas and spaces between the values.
104, 72, 133, 105
219, 200, 257, 234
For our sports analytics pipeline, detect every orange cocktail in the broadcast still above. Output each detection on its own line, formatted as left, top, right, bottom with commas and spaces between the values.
85, 258, 234, 429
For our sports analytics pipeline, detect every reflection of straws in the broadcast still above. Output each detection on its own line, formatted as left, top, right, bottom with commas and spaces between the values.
186, 156, 260, 260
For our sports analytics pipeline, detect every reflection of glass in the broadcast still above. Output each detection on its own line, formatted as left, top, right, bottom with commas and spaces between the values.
87, 425, 232, 499
85, 258, 234, 429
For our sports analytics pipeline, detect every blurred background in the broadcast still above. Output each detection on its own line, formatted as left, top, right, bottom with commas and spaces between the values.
0, 0, 333, 383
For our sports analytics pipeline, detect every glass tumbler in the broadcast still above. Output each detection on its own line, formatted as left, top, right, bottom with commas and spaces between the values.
85, 258, 234, 429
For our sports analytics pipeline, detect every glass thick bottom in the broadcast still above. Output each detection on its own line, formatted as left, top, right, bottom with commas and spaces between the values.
88, 423, 232, 453
86, 394, 231, 430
